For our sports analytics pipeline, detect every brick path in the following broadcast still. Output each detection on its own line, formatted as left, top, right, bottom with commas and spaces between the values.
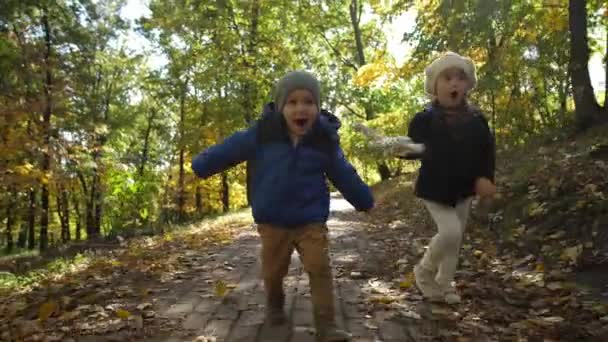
137, 201, 427, 342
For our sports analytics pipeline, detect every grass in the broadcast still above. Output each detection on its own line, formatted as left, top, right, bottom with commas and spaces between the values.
0, 253, 92, 295
0, 208, 254, 296
0, 248, 39, 260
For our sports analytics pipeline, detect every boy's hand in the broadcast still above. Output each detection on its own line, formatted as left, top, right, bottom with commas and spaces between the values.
475, 177, 497, 198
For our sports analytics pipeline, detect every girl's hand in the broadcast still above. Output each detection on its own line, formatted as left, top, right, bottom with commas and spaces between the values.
475, 177, 497, 198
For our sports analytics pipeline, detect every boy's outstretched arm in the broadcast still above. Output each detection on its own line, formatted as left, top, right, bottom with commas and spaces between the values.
326, 145, 374, 211
191, 126, 256, 179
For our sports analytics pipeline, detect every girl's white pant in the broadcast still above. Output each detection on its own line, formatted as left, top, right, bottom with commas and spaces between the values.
420, 197, 473, 287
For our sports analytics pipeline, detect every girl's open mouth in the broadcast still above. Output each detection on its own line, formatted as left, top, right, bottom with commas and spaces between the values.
294, 119, 308, 127
450, 91, 459, 99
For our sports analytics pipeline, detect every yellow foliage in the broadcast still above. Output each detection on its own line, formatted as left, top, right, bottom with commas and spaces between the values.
354, 61, 392, 87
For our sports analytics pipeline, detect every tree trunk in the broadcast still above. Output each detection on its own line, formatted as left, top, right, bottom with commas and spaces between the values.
177, 80, 188, 221
568, 0, 602, 130
17, 223, 27, 249
604, 24, 608, 110
5, 187, 16, 253
139, 109, 156, 177
28, 188, 36, 249
350, 0, 366, 70
56, 189, 66, 241
94, 181, 102, 236
40, 8, 53, 251
87, 175, 98, 239
73, 193, 82, 241
56, 186, 70, 243
242, 0, 260, 123
242, 2, 261, 204
349, 0, 391, 180
195, 185, 202, 213
221, 172, 229, 213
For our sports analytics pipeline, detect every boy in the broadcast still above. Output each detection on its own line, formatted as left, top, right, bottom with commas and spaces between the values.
357, 52, 496, 304
192, 71, 374, 341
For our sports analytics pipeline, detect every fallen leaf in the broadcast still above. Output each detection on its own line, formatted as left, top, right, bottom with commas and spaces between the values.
542, 316, 565, 323
400, 310, 421, 319
136, 303, 153, 311
369, 295, 396, 304
560, 245, 583, 264
39, 300, 59, 322
547, 231, 566, 240
214, 280, 227, 297
58, 311, 80, 321
546, 282, 563, 291
399, 272, 414, 289
115, 309, 131, 319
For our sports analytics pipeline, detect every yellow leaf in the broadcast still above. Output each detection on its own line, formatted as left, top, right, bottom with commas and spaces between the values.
138, 287, 151, 297
116, 309, 131, 319
560, 244, 583, 264
528, 202, 547, 217
214, 280, 227, 297
370, 295, 396, 304
38, 300, 58, 322
399, 272, 415, 289
535, 263, 545, 272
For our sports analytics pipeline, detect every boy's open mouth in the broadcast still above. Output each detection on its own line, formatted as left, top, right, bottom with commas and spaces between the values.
294, 118, 308, 127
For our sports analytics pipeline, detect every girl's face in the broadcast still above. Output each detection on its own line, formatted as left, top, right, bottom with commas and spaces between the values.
435, 67, 470, 112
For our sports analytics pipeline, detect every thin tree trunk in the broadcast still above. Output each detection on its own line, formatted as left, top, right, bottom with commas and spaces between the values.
17, 223, 27, 249
242, 0, 260, 123
87, 176, 98, 239
177, 80, 188, 221
139, 109, 156, 177
195, 185, 202, 213
40, 8, 53, 251
73, 193, 82, 241
221, 172, 229, 213
56, 189, 66, 241
28, 188, 36, 249
94, 181, 102, 236
568, 0, 602, 130
56, 186, 70, 242
5, 187, 16, 253
349, 0, 391, 180
604, 25, 607, 110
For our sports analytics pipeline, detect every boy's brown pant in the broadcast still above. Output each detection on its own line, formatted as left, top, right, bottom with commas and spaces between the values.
257, 223, 335, 326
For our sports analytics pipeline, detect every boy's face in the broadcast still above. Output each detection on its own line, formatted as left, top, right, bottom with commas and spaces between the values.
435, 67, 470, 111
282, 89, 319, 137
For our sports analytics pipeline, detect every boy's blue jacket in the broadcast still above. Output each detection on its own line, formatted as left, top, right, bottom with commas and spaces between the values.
191, 103, 374, 227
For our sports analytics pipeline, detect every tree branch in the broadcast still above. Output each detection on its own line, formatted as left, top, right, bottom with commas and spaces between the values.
316, 31, 359, 71
340, 102, 366, 120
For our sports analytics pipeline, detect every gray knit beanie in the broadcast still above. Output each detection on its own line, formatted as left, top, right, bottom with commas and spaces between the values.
273, 71, 321, 112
